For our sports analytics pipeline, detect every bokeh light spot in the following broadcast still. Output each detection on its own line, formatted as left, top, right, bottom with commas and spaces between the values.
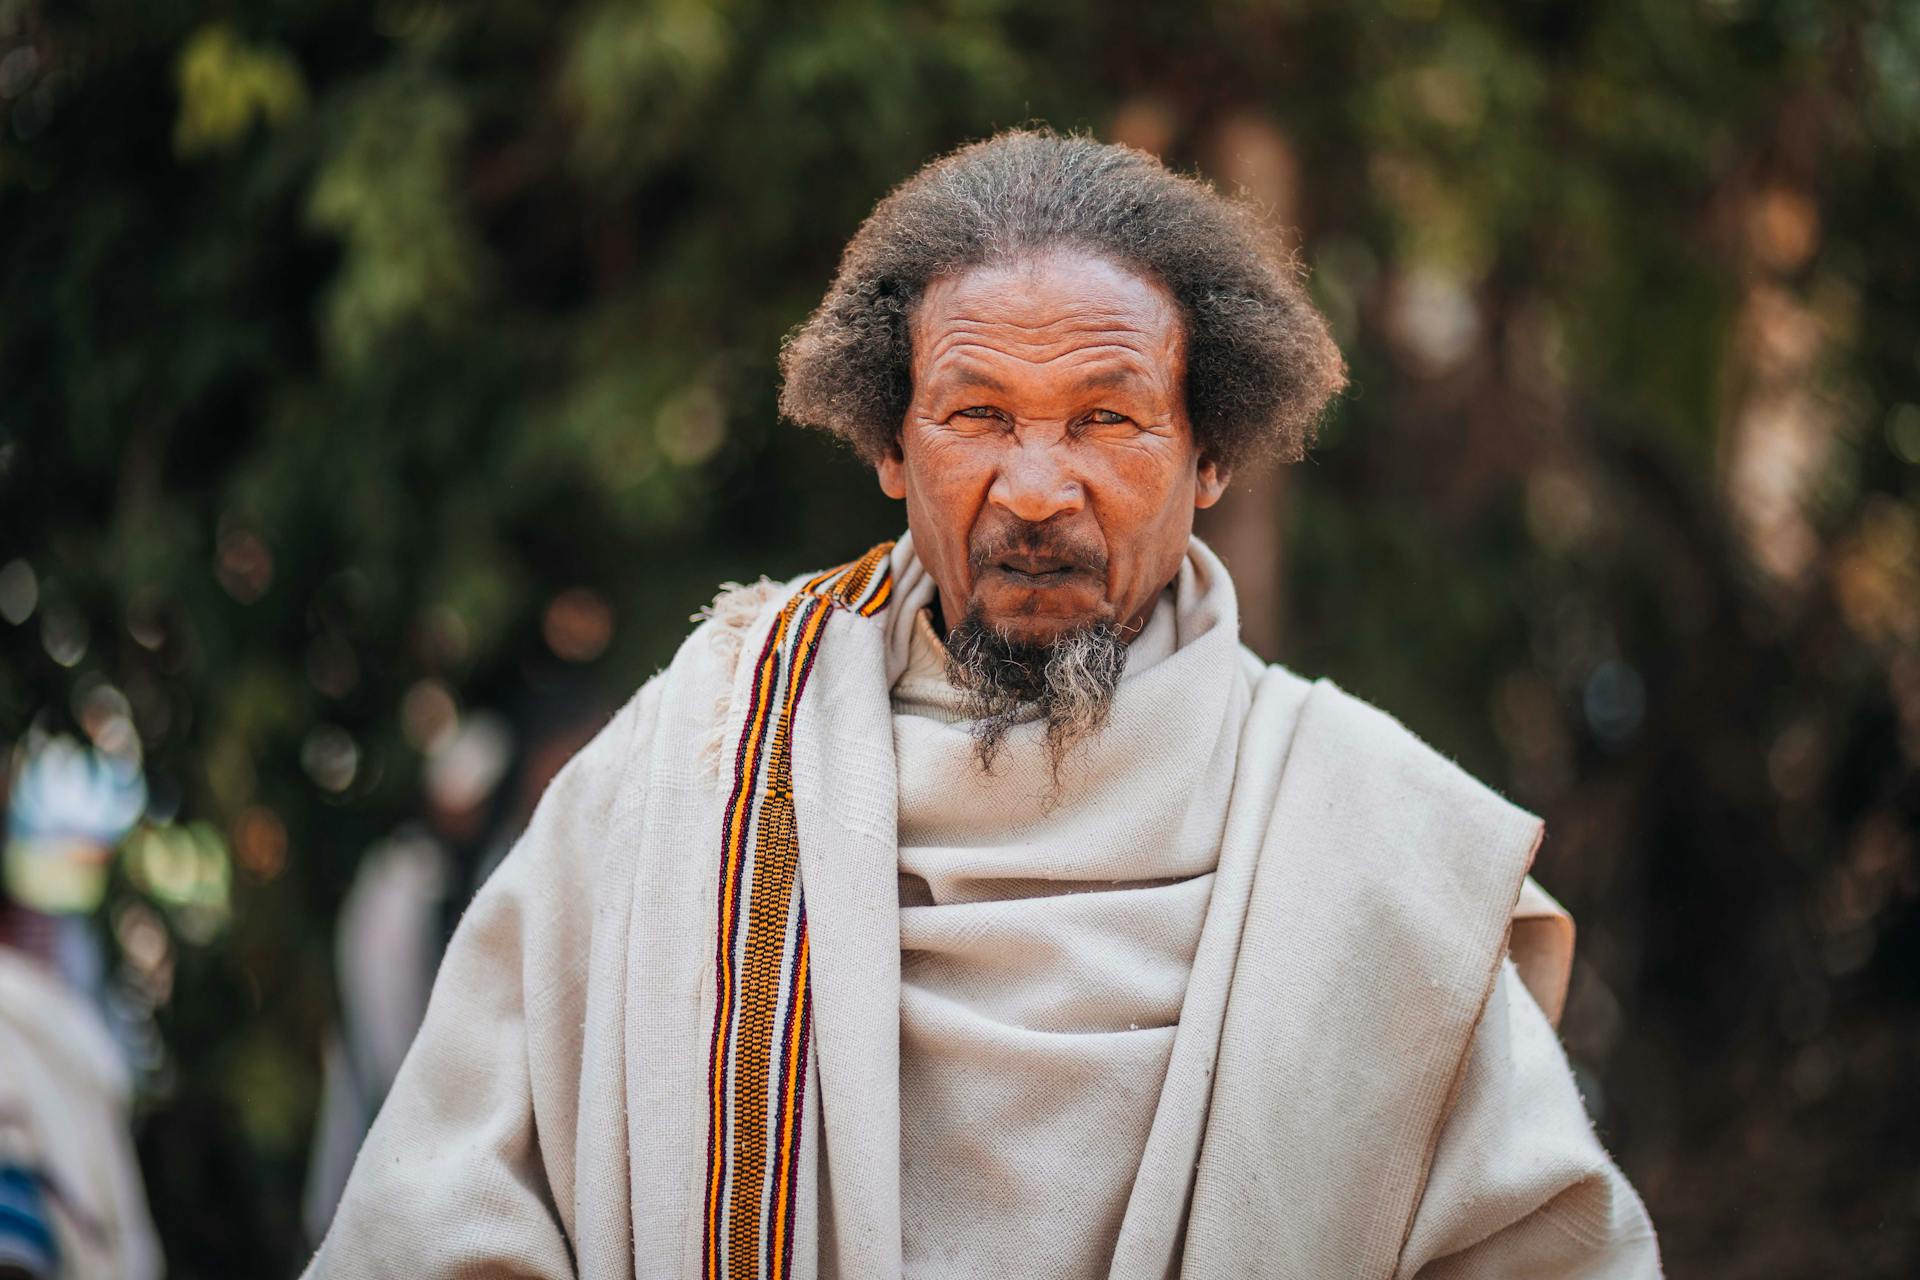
543, 587, 613, 663
40, 604, 89, 667
232, 805, 288, 883
1888, 404, 1920, 464
301, 725, 360, 793
0, 557, 37, 624
216, 522, 275, 603
401, 678, 459, 753
1583, 659, 1646, 748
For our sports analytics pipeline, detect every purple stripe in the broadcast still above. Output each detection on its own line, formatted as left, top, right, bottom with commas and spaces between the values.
764, 896, 811, 1277
703, 613, 787, 1277
783, 964, 814, 1277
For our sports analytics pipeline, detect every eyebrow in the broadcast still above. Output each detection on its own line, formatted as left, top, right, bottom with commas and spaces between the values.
937, 365, 1010, 395
1068, 368, 1141, 393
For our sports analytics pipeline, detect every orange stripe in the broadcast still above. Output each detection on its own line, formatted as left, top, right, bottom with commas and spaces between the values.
706, 605, 792, 1275
858, 574, 893, 616
727, 599, 830, 1275
783, 600, 830, 719
831, 548, 881, 605
704, 541, 895, 1275
724, 605, 793, 859
768, 936, 810, 1280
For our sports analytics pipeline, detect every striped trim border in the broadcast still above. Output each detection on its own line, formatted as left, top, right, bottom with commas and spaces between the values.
702, 543, 893, 1280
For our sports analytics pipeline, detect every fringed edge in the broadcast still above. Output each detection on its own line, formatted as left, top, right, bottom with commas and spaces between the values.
692, 577, 787, 782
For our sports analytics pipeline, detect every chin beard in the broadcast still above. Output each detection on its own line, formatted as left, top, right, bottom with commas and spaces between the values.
942, 607, 1128, 777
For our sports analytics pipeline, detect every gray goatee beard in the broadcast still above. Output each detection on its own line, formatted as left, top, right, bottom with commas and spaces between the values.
943, 607, 1128, 776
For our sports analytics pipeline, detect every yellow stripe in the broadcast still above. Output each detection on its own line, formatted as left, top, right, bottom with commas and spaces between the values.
705, 540, 894, 1276
768, 935, 809, 1280
706, 603, 792, 1276
727, 598, 829, 1275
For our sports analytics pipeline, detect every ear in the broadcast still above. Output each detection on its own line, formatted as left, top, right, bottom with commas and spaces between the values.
1194, 454, 1231, 510
876, 445, 908, 500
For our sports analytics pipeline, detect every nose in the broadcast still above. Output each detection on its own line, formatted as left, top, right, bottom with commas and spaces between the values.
988, 434, 1085, 524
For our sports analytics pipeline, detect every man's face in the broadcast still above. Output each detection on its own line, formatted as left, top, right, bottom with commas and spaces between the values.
877, 248, 1229, 646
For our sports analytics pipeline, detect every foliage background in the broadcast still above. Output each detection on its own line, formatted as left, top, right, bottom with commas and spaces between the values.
3, 0, 1917, 1274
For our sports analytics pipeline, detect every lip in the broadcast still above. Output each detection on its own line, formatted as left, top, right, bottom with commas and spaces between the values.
988, 552, 1085, 588
995, 565, 1077, 587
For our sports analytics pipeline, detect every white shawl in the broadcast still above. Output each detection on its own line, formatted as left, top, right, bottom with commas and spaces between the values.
305, 535, 1658, 1278
890, 546, 1246, 1278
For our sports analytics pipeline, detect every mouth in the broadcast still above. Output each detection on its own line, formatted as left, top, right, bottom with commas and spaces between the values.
991, 553, 1081, 586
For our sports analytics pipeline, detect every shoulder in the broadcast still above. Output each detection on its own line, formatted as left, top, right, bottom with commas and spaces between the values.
1234, 651, 1485, 807
1252, 653, 1541, 838
1247, 658, 1575, 1014
1246, 655, 1546, 933
539, 676, 663, 816
533, 543, 895, 831
1308, 672, 1548, 918
480, 675, 664, 916
666, 542, 895, 698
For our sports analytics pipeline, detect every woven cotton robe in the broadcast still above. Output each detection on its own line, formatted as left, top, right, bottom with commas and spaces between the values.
305, 536, 1659, 1279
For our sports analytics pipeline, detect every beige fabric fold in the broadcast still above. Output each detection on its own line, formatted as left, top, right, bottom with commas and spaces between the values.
305, 533, 1658, 1280
1512, 877, 1577, 1029
888, 546, 1252, 1278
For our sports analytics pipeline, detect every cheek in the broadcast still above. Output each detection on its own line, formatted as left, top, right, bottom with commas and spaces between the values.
1099, 448, 1191, 531
905, 438, 987, 520
902, 438, 996, 570
1090, 449, 1195, 578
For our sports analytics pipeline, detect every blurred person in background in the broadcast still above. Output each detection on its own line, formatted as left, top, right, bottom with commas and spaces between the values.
302, 680, 610, 1245
1, 765, 161, 1280
306, 131, 1658, 1278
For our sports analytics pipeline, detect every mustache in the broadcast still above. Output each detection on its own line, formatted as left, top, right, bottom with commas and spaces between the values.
967, 523, 1109, 578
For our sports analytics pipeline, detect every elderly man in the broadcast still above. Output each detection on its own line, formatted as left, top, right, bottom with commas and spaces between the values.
307, 130, 1659, 1278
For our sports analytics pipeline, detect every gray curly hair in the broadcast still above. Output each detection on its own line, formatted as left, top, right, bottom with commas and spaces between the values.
777, 128, 1347, 470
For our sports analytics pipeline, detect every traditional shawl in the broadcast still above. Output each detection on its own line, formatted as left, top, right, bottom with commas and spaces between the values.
889, 549, 1242, 1277
305, 535, 1658, 1279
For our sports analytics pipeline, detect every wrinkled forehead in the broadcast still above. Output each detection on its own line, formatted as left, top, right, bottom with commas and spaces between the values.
908, 247, 1188, 391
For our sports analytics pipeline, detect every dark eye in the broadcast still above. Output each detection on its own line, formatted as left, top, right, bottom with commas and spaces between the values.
956, 406, 999, 419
